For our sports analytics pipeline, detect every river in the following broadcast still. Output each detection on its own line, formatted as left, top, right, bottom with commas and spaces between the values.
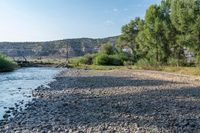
0, 67, 62, 120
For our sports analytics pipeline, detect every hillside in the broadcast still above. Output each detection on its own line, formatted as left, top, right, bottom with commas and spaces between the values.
0, 36, 118, 58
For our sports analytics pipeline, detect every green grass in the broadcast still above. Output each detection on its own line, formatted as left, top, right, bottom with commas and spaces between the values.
0, 54, 18, 72
68, 57, 126, 70
133, 65, 200, 76
68, 64, 125, 70
69, 60, 200, 76
26, 57, 200, 77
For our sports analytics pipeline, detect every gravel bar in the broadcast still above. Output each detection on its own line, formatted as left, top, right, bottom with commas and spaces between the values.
1, 69, 200, 133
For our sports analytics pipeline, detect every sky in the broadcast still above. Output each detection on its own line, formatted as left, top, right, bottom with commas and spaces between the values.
0, 0, 161, 42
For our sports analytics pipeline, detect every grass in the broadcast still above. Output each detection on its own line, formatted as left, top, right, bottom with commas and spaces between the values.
22, 57, 200, 76
68, 64, 125, 70
69, 63, 200, 77
133, 65, 200, 76
0, 54, 18, 72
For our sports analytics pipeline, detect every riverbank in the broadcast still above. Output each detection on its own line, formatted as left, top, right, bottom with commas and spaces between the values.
1, 69, 200, 132
69, 64, 200, 77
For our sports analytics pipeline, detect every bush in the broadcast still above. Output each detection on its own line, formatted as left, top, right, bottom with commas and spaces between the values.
69, 54, 96, 66
195, 55, 200, 67
94, 54, 126, 66
94, 54, 110, 65
124, 61, 133, 66
0, 54, 18, 72
78, 54, 94, 65
168, 58, 179, 66
116, 52, 129, 61
109, 55, 124, 66
136, 58, 157, 67
167, 57, 188, 67
136, 58, 148, 67
100, 43, 114, 55
69, 58, 81, 66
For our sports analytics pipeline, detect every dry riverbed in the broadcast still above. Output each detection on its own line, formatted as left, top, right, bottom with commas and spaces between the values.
1, 69, 200, 133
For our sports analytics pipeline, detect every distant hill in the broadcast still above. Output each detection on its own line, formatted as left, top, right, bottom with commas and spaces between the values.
0, 36, 118, 58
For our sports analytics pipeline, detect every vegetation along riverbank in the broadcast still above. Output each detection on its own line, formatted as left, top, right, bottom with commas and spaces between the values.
0, 54, 18, 72
68, 0, 200, 74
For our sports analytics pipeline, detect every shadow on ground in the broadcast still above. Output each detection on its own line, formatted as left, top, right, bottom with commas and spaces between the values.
2, 75, 200, 132
50, 76, 180, 90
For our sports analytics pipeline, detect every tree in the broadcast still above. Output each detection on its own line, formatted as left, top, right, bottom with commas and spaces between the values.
118, 0, 200, 66
117, 17, 144, 62
191, 0, 200, 64
117, 17, 143, 53
171, 0, 200, 65
136, 3, 172, 64
100, 42, 114, 55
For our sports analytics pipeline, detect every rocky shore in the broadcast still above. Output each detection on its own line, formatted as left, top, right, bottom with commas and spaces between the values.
1, 69, 200, 133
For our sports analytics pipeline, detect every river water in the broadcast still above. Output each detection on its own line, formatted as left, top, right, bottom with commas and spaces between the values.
0, 67, 62, 120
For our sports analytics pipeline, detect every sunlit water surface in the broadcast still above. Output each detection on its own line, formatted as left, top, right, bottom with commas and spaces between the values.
0, 67, 62, 120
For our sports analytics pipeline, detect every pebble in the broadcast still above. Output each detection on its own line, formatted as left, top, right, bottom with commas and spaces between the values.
1, 69, 200, 132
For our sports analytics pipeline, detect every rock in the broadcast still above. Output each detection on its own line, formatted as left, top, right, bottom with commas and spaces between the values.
1, 69, 200, 132
3, 114, 10, 119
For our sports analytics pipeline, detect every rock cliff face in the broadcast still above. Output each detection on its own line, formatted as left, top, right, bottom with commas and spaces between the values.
0, 36, 118, 58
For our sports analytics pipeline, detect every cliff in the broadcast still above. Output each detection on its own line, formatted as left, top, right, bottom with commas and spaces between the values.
0, 36, 118, 58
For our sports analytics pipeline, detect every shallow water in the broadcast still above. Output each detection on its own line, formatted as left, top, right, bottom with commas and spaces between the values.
0, 67, 62, 120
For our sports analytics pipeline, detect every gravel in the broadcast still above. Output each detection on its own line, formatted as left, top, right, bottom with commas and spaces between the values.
1, 69, 200, 133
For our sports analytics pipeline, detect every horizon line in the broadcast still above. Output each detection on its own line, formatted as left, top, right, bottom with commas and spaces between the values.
0, 35, 120, 43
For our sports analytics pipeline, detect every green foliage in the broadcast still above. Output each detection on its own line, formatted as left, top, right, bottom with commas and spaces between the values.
100, 43, 115, 55
94, 54, 110, 65
170, 0, 200, 65
69, 54, 96, 66
136, 58, 159, 67
0, 54, 18, 72
117, 0, 200, 67
195, 55, 200, 66
94, 53, 126, 66
116, 52, 129, 61
117, 17, 143, 55
78, 54, 95, 65
72, 0, 200, 68
167, 58, 179, 66
109, 55, 124, 66
93, 42, 134, 66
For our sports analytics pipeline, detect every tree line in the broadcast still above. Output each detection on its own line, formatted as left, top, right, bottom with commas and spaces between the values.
117, 0, 200, 66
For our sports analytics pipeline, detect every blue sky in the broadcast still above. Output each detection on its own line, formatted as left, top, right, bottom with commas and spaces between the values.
0, 0, 161, 42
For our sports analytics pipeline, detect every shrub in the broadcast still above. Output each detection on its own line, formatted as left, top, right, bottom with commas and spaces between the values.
116, 52, 129, 61
168, 57, 188, 67
94, 54, 126, 66
195, 55, 200, 67
136, 58, 159, 67
94, 54, 110, 65
109, 55, 124, 66
79, 54, 94, 65
168, 58, 179, 67
69, 58, 81, 66
0, 54, 18, 72
124, 61, 133, 66
136, 58, 150, 67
